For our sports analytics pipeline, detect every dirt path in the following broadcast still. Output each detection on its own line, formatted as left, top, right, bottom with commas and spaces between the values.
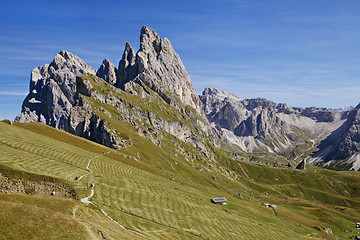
81, 186, 94, 204
77, 157, 95, 181
74, 151, 147, 238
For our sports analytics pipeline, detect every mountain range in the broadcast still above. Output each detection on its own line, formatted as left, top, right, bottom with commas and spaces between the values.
15, 26, 360, 171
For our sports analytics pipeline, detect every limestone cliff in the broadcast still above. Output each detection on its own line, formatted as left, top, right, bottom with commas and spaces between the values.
15, 50, 96, 130
117, 26, 205, 119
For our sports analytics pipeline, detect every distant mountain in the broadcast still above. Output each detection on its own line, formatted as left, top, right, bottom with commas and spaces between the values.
330, 105, 354, 113
200, 87, 360, 170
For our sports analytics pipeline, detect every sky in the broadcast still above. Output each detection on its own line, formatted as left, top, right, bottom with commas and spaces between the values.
1, 0, 360, 120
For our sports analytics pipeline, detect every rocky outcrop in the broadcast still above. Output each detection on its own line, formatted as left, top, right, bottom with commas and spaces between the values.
301, 107, 337, 122
336, 106, 360, 159
68, 106, 123, 149
15, 51, 122, 149
117, 42, 137, 85
76, 75, 93, 97
200, 88, 288, 141
296, 159, 306, 170
15, 50, 96, 130
96, 59, 117, 85
117, 26, 205, 119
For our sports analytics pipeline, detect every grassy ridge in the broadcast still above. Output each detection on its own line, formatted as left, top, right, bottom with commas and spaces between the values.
1, 121, 360, 239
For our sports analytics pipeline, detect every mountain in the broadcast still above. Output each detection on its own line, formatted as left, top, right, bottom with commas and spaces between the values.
330, 105, 354, 113
16, 26, 213, 164
200, 87, 360, 170
15, 26, 360, 171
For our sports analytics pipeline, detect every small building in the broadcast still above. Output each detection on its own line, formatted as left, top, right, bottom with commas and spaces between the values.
261, 203, 277, 208
211, 197, 227, 205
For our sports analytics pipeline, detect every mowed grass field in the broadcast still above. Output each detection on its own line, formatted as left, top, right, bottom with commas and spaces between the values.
0, 121, 360, 239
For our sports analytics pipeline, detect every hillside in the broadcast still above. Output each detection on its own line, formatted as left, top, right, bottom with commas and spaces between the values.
1, 120, 360, 239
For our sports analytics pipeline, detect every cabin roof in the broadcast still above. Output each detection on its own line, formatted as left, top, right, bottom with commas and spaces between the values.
211, 197, 227, 203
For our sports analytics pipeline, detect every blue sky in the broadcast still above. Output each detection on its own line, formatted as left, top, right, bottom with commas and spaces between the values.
1, 0, 360, 120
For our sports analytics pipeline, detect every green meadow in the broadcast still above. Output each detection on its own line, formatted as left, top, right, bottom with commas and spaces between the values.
0, 121, 359, 239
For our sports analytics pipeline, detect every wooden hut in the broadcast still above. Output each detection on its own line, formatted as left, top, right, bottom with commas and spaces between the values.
211, 197, 227, 205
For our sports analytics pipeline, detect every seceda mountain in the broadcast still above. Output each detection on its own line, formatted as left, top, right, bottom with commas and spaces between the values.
16, 26, 360, 171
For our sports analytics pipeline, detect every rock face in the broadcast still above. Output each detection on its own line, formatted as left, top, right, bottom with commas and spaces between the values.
311, 105, 360, 170
96, 59, 117, 85
301, 107, 337, 122
296, 159, 306, 170
117, 26, 205, 118
334, 105, 360, 159
15, 50, 96, 130
200, 88, 289, 144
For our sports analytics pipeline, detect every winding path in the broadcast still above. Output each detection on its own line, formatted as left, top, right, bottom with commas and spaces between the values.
74, 151, 147, 238
80, 185, 94, 204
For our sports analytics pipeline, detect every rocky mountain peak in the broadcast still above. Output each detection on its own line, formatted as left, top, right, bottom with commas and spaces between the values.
202, 88, 241, 101
50, 50, 94, 74
140, 26, 161, 53
117, 26, 205, 118
117, 42, 137, 85
123, 42, 136, 66
15, 50, 95, 129
97, 58, 117, 85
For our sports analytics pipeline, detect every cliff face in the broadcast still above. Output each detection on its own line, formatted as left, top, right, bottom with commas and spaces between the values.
200, 88, 288, 141
15, 27, 209, 156
15, 50, 96, 130
117, 26, 205, 119
311, 105, 360, 170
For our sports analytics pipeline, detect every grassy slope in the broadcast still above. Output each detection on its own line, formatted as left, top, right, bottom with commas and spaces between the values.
1, 121, 360, 239
0, 194, 90, 240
